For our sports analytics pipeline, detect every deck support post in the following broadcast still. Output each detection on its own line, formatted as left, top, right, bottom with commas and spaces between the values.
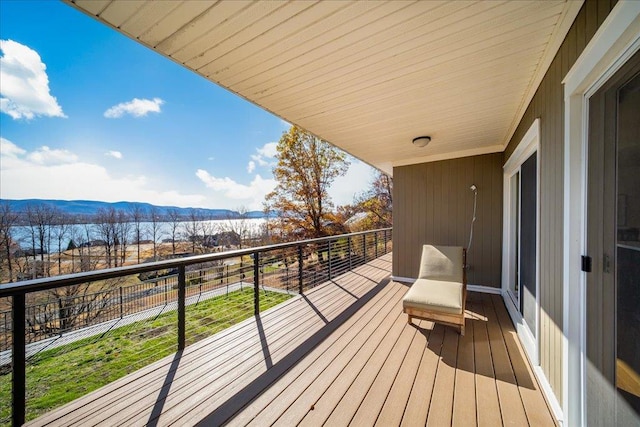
12, 292, 26, 427
298, 246, 303, 294
178, 266, 186, 351
254, 252, 260, 315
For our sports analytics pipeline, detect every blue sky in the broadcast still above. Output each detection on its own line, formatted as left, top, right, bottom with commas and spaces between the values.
0, 1, 374, 211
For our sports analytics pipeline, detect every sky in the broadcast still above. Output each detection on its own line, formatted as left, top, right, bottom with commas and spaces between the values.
0, 1, 376, 211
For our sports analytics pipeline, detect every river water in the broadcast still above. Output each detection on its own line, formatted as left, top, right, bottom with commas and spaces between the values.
10, 218, 267, 253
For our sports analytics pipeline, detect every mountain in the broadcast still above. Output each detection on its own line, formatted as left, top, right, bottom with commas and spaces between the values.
0, 199, 266, 220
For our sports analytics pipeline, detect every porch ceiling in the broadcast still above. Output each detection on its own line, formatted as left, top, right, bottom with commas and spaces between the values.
66, 0, 582, 174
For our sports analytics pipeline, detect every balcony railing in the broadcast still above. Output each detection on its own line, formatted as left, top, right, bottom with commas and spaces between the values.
0, 228, 392, 426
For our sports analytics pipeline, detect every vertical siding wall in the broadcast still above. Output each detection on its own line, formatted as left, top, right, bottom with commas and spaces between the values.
392, 153, 503, 287
504, 0, 616, 406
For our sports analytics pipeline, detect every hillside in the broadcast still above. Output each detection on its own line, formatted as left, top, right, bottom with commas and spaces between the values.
0, 199, 265, 220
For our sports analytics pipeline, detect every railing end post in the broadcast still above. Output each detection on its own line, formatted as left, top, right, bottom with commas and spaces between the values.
12, 292, 26, 427
253, 252, 260, 315
298, 245, 303, 294
177, 266, 186, 351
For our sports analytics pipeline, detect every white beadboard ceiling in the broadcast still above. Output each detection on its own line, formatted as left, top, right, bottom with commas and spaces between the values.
66, 0, 583, 175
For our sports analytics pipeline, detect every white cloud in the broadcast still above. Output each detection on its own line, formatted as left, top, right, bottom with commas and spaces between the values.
0, 138, 205, 208
196, 169, 277, 210
0, 39, 66, 120
0, 137, 26, 157
257, 142, 278, 158
250, 141, 278, 167
328, 159, 376, 206
105, 150, 123, 159
247, 160, 256, 173
26, 146, 78, 165
104, 97, 164, 118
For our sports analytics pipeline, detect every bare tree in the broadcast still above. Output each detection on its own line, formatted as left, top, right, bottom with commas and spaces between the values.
52, 210, 73, 275
184, 208, 203, 253
0, 202, 18, 282
116, 210, 132, 266
25, 204, 56, 277
67, 224, 94, 273
201, 216, 217, 252
130, 204, 145, 264
166, 208, 182, 255
146, 206, 163, 260
80, 223, 97, 272
42, 277, 125, 337
93, 208, 118, 268
221, 206, 251, 249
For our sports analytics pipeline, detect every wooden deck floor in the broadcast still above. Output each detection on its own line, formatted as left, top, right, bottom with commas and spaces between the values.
29, 253, 556, 426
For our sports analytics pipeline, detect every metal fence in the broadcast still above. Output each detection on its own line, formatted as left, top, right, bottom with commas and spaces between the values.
0, 228, 391, 426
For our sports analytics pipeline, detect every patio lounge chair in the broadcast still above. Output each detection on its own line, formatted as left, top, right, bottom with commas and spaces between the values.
402, 245, 467, 335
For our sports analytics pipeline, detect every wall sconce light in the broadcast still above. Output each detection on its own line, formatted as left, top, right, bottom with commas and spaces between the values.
412, 136, 431, 147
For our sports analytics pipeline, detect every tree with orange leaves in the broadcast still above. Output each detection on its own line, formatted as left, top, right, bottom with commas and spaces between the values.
265, 126, 349, 240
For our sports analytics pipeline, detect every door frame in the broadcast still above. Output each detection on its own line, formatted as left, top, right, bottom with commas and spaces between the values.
502, 118, 540, 367
563, 3, 640, 426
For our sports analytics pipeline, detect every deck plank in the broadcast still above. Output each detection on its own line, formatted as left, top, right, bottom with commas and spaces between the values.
490, 294, 558, 427
142, 269, 389, 426
481, 292, 529, 426
374, 319, 430, 426
26, 254, 556, 427
36, 275, 345, 425
400, 323, 444, 427
226, 283, 405, 425
295, 305, 407, 426
349, 320, 418, 426
75, 276, 363, 426
452, 307, 477, 427
473, 297, 503, 427
425, 326, 459, 426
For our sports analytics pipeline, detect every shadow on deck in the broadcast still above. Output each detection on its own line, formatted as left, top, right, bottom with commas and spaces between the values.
29, 253, 556, 426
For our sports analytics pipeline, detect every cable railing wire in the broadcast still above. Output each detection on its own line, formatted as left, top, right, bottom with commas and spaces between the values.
0, 228, 391, 426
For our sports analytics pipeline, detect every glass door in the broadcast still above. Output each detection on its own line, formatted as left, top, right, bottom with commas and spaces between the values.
586, 50, 639, 426
506, 152, 537, 338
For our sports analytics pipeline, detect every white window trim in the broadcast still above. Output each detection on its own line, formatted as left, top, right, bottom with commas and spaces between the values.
502, 119, 540, 367
562, 3, 640, 426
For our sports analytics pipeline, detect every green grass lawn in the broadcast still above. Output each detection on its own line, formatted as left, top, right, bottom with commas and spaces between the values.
0, 288, 292, 425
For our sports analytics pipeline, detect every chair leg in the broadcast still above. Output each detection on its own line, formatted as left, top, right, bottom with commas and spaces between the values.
460, 323, 465, 336
407, 315, 412, 325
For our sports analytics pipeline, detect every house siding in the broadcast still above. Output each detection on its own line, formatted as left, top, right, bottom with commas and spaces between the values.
504, 0, 617, 406
392, 153, 503, 287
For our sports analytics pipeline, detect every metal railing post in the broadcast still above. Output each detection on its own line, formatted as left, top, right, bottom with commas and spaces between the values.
384, 229, 388, 253
348, 236, 352, 271
328, 241, 332, 280
57, 298, 63, 335
164, 282, 168, 306
375, 232, 378, 258
362, 235, 367, 264
253, 252, 260, 315
119, 287, 124, 319
178, 266, 186, 351
298, 245, 303, 294
12, 292, 26, 427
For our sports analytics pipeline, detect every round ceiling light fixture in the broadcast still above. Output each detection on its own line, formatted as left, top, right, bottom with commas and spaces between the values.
412, 136, 431, 148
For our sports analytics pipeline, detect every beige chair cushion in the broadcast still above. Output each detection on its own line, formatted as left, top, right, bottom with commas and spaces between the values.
418, 245, 464, 282
402, 278, 463, 315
